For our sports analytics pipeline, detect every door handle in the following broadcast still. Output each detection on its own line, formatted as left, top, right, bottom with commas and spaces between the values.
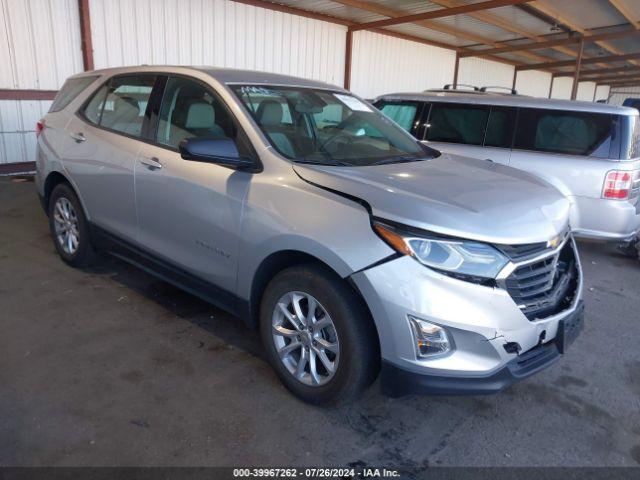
140, 156, 162, 170
485, 158, 494, 163
70, 132, 86, 143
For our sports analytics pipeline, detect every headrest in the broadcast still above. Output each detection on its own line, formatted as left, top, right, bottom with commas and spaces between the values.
186, 102, 215, 129
256, 100, 283, 126
113, 96, 139, 116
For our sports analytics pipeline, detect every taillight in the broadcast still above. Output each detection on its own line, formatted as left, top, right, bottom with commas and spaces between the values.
36, 120, 44, 138
602, 170, 632, 200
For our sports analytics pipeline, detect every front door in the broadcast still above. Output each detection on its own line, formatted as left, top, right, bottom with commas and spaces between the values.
134, 75, 254, 290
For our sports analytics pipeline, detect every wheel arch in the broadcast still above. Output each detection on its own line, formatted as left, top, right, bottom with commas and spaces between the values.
43, 171, 73, 212
43, 170, 92, 221
246, 250, 380, 351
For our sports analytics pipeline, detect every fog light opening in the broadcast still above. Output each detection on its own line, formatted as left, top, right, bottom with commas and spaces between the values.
408, 315, 452, 358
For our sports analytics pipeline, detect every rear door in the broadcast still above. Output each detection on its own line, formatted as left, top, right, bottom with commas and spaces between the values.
62, 74, 157, 242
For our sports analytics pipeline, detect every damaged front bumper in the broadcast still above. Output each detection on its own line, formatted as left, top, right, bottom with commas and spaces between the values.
380, 301, 584, 396
350, 253, 584, 397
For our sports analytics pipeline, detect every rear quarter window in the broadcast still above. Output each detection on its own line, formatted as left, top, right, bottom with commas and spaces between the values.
514, 108, 614, 158
49, 76, 98, 113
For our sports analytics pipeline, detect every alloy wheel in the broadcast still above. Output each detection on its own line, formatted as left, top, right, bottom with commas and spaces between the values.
271, 291, 340, 386
53, 197, 80, 255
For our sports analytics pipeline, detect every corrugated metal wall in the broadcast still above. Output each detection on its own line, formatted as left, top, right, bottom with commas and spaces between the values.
515, 70, 552, 98
594, 85, 610, 102
0, 0, 83, 164
608, 86, 640, 105
0, 0, 617, 164
89, 0, 347, 86
576, 81, 596, 101
550, 77, 572, 99
458, 57, 514, 90
350, 30, 455, 99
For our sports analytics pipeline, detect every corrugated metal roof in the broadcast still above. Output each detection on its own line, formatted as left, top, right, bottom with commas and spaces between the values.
383, 23, 468, 47
263, 0, 640, 71
538, 0, 629, 30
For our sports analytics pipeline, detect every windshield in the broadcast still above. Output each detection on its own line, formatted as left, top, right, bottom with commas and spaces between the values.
231, 85, 437, 166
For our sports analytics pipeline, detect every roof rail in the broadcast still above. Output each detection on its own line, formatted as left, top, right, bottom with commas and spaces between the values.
480, 86, 518, 95
443, 83, 480, 91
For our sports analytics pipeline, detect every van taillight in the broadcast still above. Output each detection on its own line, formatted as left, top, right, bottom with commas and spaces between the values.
602, 170, 632, 199
36, 120, 44, 138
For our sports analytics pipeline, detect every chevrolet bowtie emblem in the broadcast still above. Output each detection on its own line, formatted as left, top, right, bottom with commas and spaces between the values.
548, 234, 563, 249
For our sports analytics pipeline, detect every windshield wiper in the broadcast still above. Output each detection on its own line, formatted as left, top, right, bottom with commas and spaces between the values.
371, 155, 432, 166
294, 159, 353, 167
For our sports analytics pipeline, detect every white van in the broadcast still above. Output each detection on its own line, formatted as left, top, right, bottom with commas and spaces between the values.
374, 89, 640, 253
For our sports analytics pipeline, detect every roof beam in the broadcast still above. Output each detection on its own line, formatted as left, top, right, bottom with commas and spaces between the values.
529, 1, 640, 67
332, 0, 542, 65
429, 0, 592, 66
517, 52, 640, 70
603, 77, 640, 85
230, 0, 352, 25
580, 73, 640, 83
608, 0, 639, 29
460, 28, 639, 57
350, 0, 531, 31
603, 81, 640, 88
554, 65, 640, 77
231, 1, 465, 56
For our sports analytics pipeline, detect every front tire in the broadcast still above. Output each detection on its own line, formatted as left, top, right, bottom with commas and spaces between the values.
48, 183, 97, 267
260, 264, 379, 405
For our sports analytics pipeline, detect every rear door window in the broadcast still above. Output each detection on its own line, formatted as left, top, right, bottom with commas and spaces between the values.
374, 101, 423, 135
81, 75, 156, 139
485, 106, 516, 148
426, 103, 490, 146
514, 108, 614, 158
99, 76, 156, 137
49, 76, 98, 112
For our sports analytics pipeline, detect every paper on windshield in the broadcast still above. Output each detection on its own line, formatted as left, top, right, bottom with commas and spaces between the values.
334, 94, 372, 112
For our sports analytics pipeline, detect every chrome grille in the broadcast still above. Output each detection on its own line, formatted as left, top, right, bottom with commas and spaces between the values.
503, 238, 579, 321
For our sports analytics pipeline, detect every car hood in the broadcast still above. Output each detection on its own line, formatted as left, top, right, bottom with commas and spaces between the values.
293, 153, 570, 245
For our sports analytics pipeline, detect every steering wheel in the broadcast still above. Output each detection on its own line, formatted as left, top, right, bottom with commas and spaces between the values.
319, 130, 356, 152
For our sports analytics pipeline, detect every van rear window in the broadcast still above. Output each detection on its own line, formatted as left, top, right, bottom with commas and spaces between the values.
514, 108, 614, 158
49, 76, 98, 113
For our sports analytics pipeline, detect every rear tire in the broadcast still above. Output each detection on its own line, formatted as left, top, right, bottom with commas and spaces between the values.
260, 263, 379, 405
48, 183, 97, 267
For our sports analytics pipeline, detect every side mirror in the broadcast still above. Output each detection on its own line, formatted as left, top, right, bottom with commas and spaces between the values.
178, 138, 256, 170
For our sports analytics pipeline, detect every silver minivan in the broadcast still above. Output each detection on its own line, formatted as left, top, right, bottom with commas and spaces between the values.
36, 66, 583, 404
374, 90, 640, 253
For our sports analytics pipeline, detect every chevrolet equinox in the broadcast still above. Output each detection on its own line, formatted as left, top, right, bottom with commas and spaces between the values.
36, 66, 584, 404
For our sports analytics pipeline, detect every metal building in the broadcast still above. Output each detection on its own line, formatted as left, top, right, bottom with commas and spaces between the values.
2, 0, 640, 170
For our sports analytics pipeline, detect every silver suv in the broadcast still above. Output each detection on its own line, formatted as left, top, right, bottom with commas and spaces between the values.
373, 90, 640, 254
36, 66, 584, 404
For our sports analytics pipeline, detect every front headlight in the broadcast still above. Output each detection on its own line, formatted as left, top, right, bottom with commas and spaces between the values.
373, 219, 508, 281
